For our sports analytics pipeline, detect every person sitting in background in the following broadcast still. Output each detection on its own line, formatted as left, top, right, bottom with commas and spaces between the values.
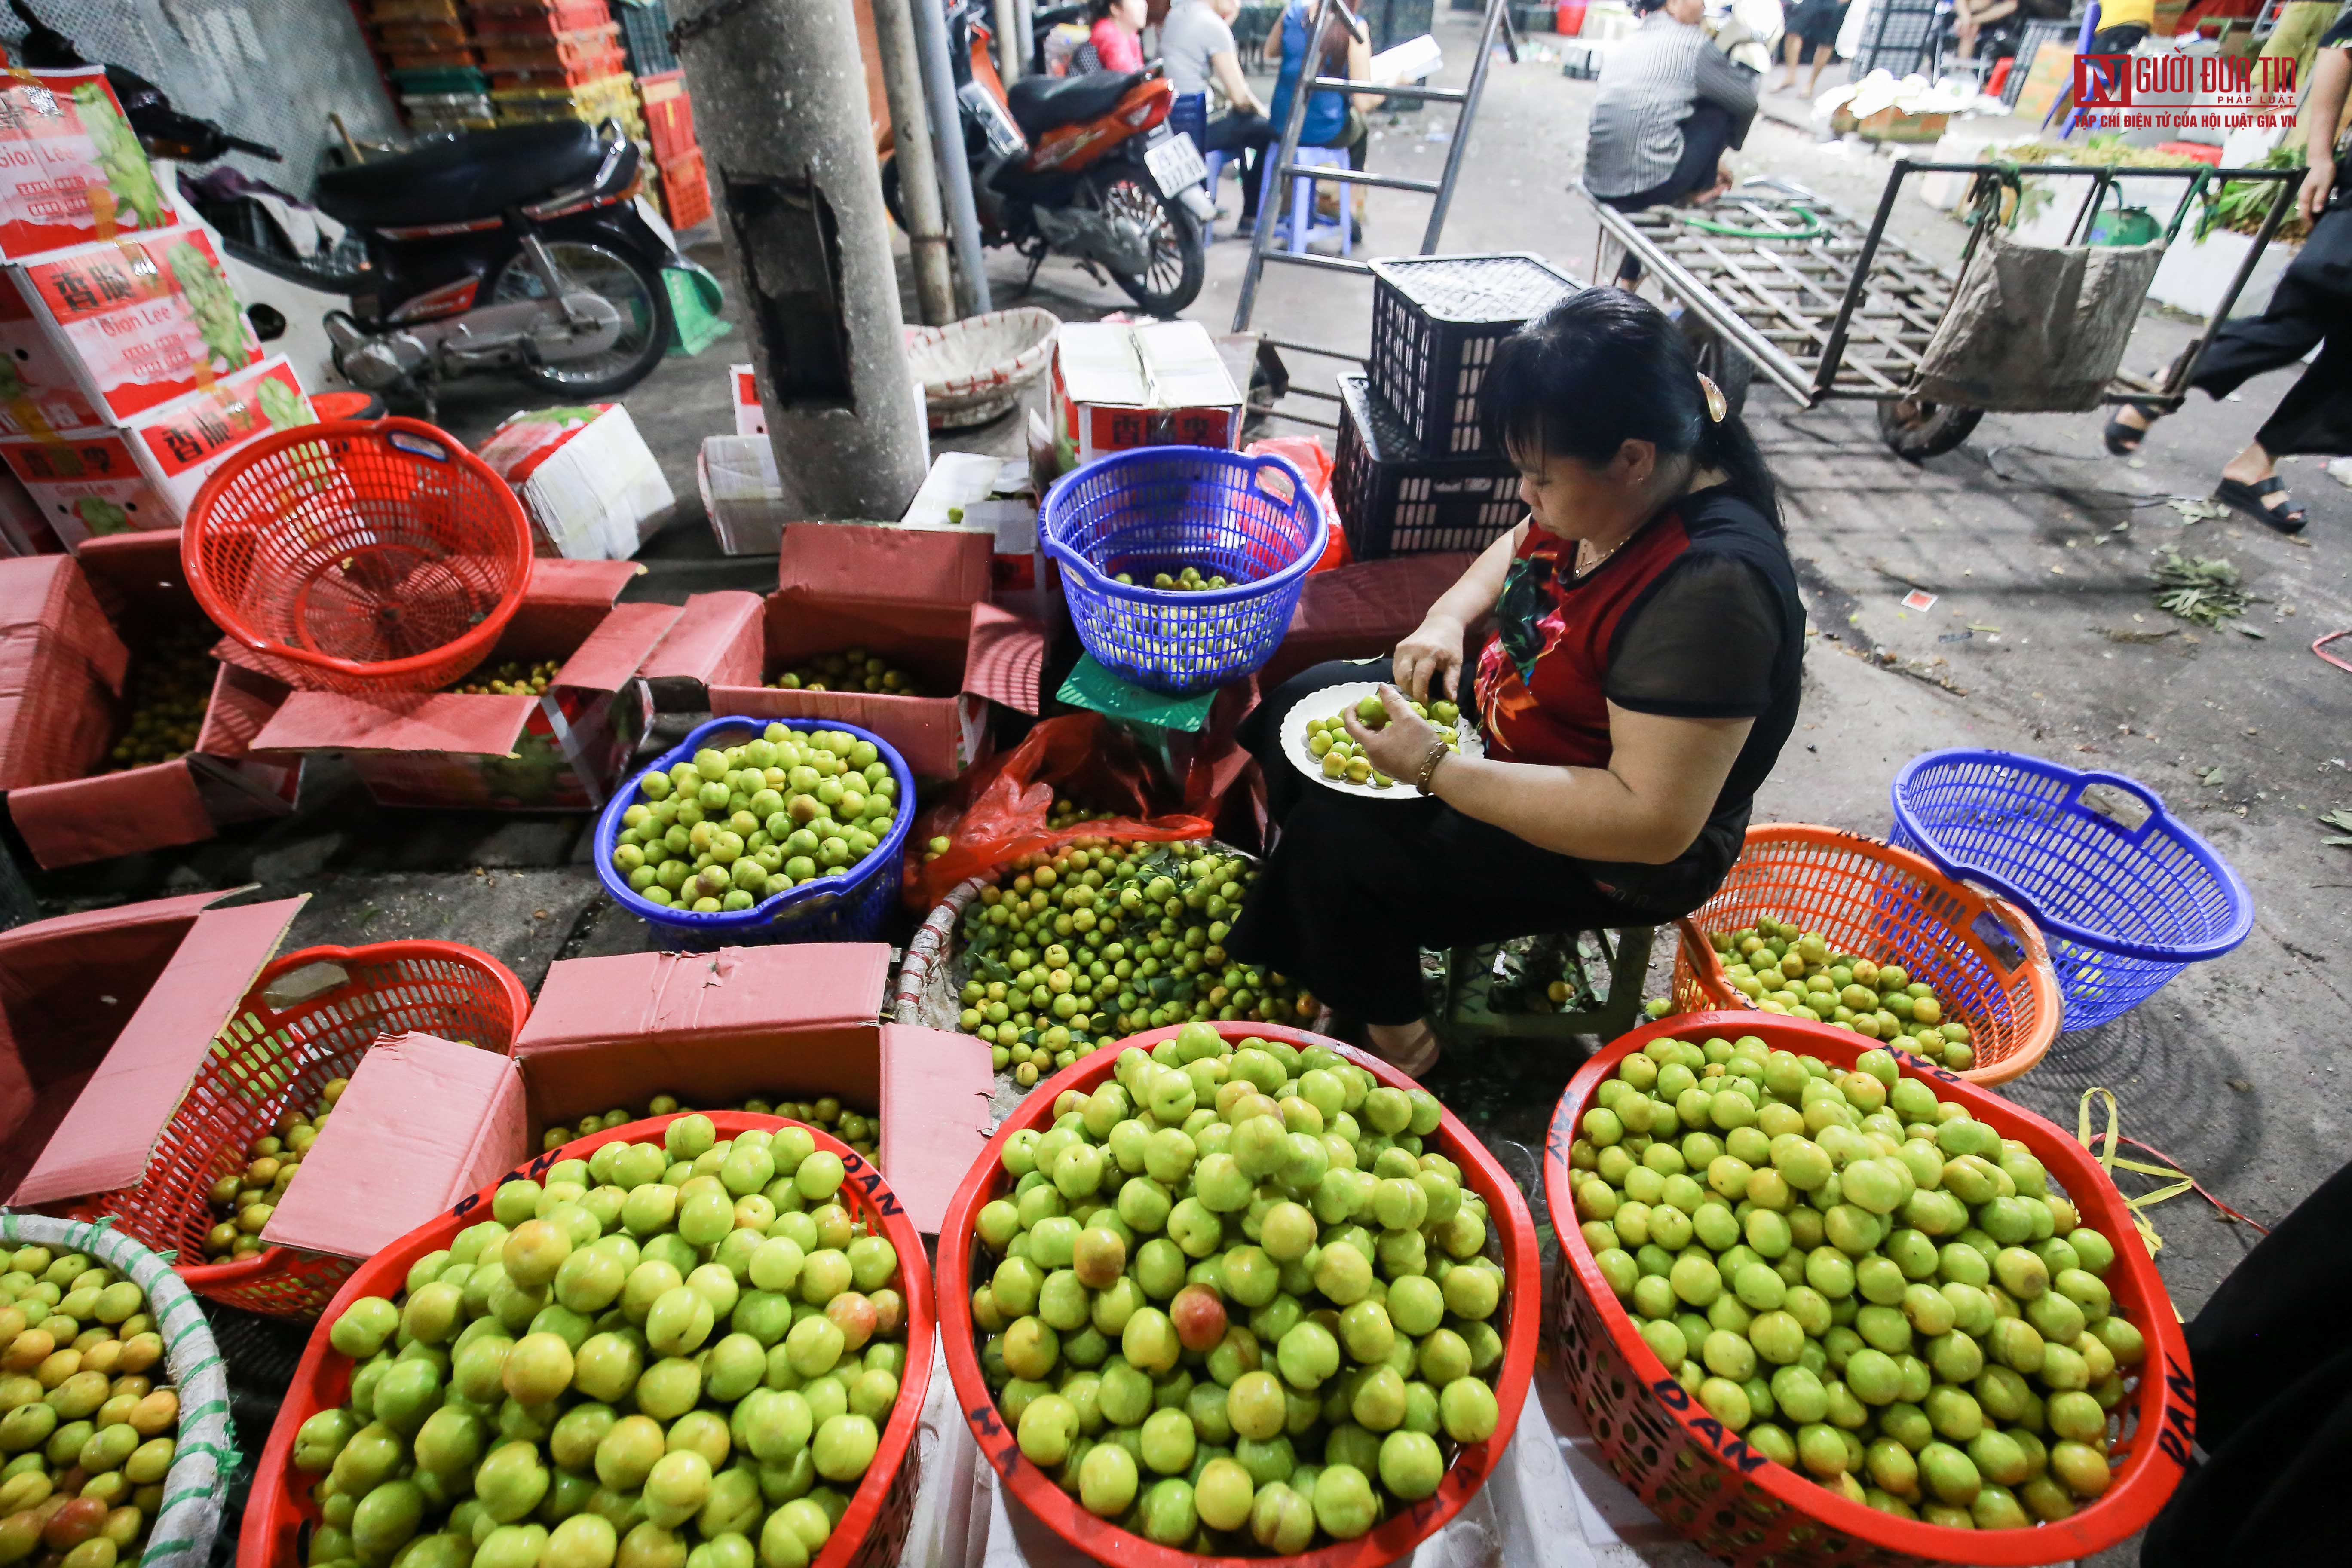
1163, 0, 1276, 233
1266, 0, 1381, 247
1950, 0, 2020, 61
1585, 0, 1759, 283
2085, 0, 2154, 56
1084, 0, 1148, 74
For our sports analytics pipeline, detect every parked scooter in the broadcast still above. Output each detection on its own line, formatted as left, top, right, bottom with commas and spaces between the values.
12, 3, 680, 406
880, 0, 1207, 315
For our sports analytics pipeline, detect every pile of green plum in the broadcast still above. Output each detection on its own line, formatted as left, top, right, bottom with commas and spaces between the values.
967, 1022, 1512, 1554
611, 727, 898, 913
292, 1115, 911, 1568
0, 1246, 180, 1568
1564, 1035, 2145, 1531
1707, 919, 1976, 1072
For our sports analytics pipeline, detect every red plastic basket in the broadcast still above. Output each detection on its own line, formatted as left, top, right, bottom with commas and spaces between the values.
84, 940, 531, 1320
937, 1020, 1543, 1568
466, 0, 611, 35
1669, 824, 2064, 1087
181, 418, 534, 695
660, 147, 710, 230
1543, 1013, 2194, 1568
240, 1112, 934, 1568
476, 21, 621, 70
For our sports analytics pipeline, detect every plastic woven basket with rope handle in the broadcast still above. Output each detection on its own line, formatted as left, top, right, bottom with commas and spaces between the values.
181, 418, 534, 695
79, 940, 531, 1320
1669, 824, 2063, 1087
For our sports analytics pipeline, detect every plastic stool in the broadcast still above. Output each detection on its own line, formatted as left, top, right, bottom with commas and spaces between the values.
1202, 149, 1233, 240
1258, 145, 1351, 255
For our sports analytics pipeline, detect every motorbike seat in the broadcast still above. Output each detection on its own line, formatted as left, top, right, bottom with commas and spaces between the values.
314, 122, 609, 230
1005, 70, 1148, 138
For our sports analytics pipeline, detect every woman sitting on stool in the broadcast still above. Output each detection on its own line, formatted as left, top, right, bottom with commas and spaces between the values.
1229, 290, 1805, 1075
1584, 0, 1761, 284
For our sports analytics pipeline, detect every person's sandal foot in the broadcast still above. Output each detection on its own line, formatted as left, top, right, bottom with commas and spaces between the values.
2214, 475, 2308, 535
1365, 1021, 1442, 1079
2104, 410, 2151, 456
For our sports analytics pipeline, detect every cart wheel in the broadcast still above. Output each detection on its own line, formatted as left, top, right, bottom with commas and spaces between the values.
1877, 396, 1983, 459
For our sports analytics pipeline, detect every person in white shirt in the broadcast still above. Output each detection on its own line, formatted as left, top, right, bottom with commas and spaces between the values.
1161, 0, 1277, 232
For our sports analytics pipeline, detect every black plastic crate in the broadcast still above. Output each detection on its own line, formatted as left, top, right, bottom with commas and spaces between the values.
614, 0, 679, 75
1334, 373, 1523, 559
1367, 253, 1580, 459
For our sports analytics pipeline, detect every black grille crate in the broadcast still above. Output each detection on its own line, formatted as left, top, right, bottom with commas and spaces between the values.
615, 0, 680, 75
1367, 253, 1581, 458
1334, 373, 1524, 559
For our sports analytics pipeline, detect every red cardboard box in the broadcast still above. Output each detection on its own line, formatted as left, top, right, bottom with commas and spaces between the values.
262, 943, 996, 1251
0, 71, 182, 263
636, 589, 764, 711
8, 891, 306, 1206
2, 533, 301, 869
695, 523, 1043, 781
2, 226, 264, 426
0, 355, 315, 547
0, 552, 126, 791
250, 559, 674, 810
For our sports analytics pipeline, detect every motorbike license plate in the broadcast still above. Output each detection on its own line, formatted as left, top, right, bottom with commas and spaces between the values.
1145, 133, 1209, 200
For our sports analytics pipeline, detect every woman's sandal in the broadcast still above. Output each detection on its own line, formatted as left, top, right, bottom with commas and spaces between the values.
2214, 475, 2308, 536
2104, 409, 2152, 456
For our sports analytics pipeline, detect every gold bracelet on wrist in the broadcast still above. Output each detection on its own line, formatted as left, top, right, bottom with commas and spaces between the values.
1415, 738, 1450, 796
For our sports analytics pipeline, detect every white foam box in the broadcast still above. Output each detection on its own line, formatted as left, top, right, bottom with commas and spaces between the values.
476, 403, 676, 561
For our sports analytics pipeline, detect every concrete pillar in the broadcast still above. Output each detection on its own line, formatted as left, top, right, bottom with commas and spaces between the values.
676, 0, 930, 520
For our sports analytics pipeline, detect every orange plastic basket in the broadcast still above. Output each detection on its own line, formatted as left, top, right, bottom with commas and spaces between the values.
241, 1112, 933, 1568
1544, 1014, 2193, 1568
937, 1020, 1544, 1568
84, 940, 531, 1320
181, 418, 534, 695
1670, 824, 2063, 1087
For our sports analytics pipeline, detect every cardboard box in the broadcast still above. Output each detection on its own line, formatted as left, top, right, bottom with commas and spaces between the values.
903, 451, 1038, 591
700, 523, 1044, 780
8, 891, 306, 1207
636, 589, 765, 711
477, 404, 677, 561
1, 226, 263, 427
0, 354, 315, 547
0, 467, 59, 557
0, 71, 181, 264
0, 551, 126, 791
250, 559, 678, 810
1854, 107, 1950, 144
262, 943, 997, 1252
1050, 320, 1243, 469
2, 533, 301, 869
697, 434, 790, 556
729, 362, 765, 435
2013, 43, 2076, 123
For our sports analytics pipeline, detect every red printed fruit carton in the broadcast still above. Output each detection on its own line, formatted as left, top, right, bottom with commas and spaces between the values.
0, 354, 313, 546
0, 224, 263, 426
0, 70, 180, 263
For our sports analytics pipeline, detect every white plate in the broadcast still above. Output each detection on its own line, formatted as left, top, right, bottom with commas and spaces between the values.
1280, 679, 1480, 800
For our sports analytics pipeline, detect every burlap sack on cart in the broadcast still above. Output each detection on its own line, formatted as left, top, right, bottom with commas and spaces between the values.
1912, 230, 2164, 412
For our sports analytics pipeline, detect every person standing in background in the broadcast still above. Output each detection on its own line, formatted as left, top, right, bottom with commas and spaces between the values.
1773, 0, 1849, 96
2100, 16, 2351, 534
1162, 0, 1276, 234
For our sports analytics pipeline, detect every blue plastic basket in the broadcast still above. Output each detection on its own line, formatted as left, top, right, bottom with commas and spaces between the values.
594, 715, 915, 951
1041, 446, 1322, 695
1888, 750, 2253, 1032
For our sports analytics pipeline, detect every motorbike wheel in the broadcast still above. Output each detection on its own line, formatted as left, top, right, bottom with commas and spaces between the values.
1092, 169, 1202, 318
491, 239, 671, 397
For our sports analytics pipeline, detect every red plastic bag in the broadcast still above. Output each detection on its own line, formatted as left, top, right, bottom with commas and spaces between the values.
1245, 436, 1348, 573
904, 713, 1213, 909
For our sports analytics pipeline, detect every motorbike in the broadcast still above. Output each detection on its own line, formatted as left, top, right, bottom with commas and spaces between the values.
12, 2, 681, 407
880, 0, 1208, 315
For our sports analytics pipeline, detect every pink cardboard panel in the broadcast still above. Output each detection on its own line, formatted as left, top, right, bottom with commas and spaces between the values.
12, 895, 307, 1205
263, 1033, 529, 1262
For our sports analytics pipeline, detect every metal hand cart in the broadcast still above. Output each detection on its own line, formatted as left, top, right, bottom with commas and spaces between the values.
1580, 159, 2304, 458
